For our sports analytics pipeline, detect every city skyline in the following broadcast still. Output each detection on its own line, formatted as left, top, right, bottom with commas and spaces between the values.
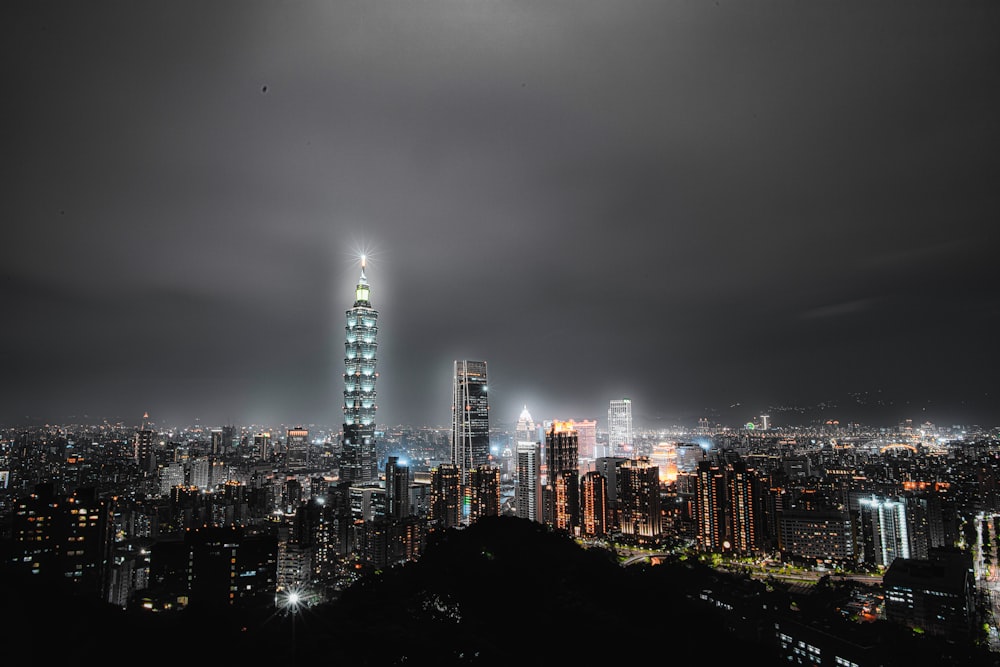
4, 1, 999, 431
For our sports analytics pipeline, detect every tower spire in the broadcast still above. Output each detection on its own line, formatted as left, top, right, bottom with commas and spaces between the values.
354, 255, 371, 306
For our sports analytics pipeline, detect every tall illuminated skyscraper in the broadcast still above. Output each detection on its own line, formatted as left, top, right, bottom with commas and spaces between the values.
516, 441, 541, 522
608, 398, 633, 457
451, 360, 490, 485
580, 470, 608, 537
543, 421, 579, 533
341, 257, 379, 485
515, 406, 541, 523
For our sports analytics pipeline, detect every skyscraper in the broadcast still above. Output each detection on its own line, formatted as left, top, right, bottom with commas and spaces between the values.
285, 427, 310, 472
695, 458, 728, 552
430, 463, 462, 529
515, 405, 541, 523
341, 257, 379, 485
451, 360, 490, 485
543, 421, 579, 533
515, 440, 541, 522
608, 398, 633, 457
385, 456, 411, 520
133, 425, 156, 475
580, 470, 608, 537
859, 495, 911, 567
619, 456, 661, 544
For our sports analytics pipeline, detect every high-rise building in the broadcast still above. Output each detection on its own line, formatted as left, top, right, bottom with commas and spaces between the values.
515, 440, 541, 522
10, 484, 115, 597
580, 470, 608, 537
727, 460, 758, 556
695, 459, 728, 552
619, 456, 661, 543
595, 456, 628, 531
286, 427, 310, 472
253, 432, 272, 460
608, 398, 633, 457
134, 426, 156, 474
543, 421, 579, 533
468, 464, 501, 524
429, 463, 462, 530
451, 360, 490, 485
385, 456, 411, 520
571, 419, 598, 460
859, 495, 911, 567
341, 257, 379, 485
210, 429, 224, 456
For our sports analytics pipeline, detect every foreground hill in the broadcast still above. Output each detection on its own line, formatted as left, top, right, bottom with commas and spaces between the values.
4, 516, 998, 665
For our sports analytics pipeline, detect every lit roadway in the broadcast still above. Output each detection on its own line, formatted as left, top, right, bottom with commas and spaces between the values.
616, 549, 882, 587
975, 512, 1000, 652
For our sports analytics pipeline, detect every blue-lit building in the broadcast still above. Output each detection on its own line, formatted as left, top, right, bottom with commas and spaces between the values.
341, 258, 379, 486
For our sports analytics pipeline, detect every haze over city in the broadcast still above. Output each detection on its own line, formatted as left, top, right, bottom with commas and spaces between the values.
4, 0, 998, 430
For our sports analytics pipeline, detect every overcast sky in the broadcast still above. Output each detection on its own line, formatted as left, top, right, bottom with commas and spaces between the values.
3, 0, 998, 432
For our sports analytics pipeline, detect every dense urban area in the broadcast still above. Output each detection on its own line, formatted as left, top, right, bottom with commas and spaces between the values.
2, 413, 1000, 665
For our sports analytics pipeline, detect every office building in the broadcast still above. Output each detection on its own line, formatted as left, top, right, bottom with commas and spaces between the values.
341, 257, 379, 485
385, 456, 411, 520
253, 432, 272, 460
608, 398, 633, 457
451, 360, 490, 485
286, 427, 310, 471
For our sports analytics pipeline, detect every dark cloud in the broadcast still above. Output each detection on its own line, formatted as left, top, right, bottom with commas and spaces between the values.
3, 0, 998, 430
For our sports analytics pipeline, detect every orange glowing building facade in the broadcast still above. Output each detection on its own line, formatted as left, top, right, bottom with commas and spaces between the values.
544, 421, 579, 533
580, 470, 608, 537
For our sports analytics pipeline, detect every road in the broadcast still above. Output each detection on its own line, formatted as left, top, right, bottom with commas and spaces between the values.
976, 512, 1000, 652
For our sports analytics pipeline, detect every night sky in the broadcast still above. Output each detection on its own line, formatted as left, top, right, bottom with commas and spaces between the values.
3, 0, 999, 431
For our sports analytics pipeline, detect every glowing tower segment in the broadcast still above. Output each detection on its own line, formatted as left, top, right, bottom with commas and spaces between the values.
341, 256, 379, 485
